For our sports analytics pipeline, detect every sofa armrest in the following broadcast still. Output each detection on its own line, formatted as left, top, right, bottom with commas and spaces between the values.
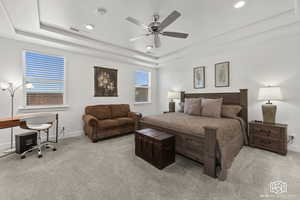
128, 112, 142, 120
82, 114, 98, 127
128, 112, 142, 130
82, 114, 99, 142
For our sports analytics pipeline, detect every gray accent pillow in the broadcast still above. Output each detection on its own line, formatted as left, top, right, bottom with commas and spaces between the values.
222, 105, 242, 118
201, 98, 223, 118
184, 98, 201, 116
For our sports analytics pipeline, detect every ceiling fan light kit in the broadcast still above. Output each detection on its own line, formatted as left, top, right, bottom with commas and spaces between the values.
146, 45, 153, 50
85, 24, 95, 30
126, 10, 189, 48
234, 1, 246, 9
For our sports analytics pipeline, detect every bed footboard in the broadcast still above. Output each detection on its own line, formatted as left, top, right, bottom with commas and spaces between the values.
204, 126, 217, 178
139, 121, 225, 180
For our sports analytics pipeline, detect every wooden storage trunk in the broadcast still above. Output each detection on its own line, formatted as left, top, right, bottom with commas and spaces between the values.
135, 128, 175, 169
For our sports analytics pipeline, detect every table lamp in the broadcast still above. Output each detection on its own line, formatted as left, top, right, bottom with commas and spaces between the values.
258, 86, 282, 123
168, 91, 180, 112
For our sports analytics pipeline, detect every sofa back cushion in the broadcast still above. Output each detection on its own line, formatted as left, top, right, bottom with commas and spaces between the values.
85, 105, 112, 120
110, 104, 130, 118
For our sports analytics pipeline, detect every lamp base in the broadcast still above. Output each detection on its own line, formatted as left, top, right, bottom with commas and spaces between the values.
262, 104, 277, 123
169, 102, 175, 112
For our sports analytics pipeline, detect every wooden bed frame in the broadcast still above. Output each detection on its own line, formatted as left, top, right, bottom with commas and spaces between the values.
140, 89, 248, 180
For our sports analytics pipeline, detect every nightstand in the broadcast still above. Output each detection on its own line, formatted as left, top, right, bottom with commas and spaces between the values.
249, 121, 287, 155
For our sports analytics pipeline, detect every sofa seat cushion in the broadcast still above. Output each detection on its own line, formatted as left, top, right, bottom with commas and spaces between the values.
98, 119, 119, 129
111, 104, 130, 118
116, 117, 135, 126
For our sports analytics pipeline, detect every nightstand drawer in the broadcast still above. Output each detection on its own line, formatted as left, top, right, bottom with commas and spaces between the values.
252, 125, 282, 139
251, 136, 282, 152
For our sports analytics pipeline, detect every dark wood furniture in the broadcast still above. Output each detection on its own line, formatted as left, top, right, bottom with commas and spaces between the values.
249, 121, 287, 155
140, 89, 248, 180
135, 128, 175, 169
0, 116, 22, 129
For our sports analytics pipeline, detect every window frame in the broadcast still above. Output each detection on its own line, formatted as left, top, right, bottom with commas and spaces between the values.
134, 70, 151, 104
22, 50, 67, 109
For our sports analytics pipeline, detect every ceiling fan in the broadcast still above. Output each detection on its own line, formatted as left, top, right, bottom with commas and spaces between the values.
126, 10, 189, 48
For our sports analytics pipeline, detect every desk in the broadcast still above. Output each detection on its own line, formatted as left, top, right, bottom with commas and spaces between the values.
0, 113, 59, 143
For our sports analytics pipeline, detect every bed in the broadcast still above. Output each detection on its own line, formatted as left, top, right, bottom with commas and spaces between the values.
139, 89, 248, 180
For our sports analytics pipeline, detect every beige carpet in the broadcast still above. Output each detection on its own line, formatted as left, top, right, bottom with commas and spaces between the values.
0, 134, 299, 200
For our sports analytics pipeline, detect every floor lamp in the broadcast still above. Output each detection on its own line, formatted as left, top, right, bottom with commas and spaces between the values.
0, 82, 33, 153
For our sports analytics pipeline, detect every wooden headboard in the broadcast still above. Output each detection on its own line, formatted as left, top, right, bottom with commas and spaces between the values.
180, 89, 248, 125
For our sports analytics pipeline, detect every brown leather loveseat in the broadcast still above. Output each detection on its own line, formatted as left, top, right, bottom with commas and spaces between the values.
82, 104, 141, 142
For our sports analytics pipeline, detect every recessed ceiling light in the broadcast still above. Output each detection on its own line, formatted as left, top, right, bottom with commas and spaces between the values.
234, 1, 246, 9
146, 45, 153, 50
85, 24, 95, 30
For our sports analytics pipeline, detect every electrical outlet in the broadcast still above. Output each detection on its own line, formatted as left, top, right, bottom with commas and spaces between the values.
288, 135, 295, 144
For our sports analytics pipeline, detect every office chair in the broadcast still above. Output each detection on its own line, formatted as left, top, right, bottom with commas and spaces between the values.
20, 113, 57, 159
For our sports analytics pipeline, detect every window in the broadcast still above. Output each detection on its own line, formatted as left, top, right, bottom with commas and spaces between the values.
24, 51, 65, 106
135, 70, 151, 103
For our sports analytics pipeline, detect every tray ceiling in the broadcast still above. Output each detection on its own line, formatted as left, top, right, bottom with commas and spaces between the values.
0, 0, 299, 67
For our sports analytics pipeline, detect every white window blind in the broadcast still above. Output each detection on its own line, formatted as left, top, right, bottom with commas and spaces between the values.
135, 70, 151, 103
24, 51, 65, 106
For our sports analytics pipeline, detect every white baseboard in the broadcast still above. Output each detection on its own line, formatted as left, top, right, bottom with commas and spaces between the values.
288, 144, 300, 153
0, 130, 84, 151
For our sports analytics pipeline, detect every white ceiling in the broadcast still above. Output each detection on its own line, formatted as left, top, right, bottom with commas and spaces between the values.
38, 0, 294, 56
0, 0, 299, 67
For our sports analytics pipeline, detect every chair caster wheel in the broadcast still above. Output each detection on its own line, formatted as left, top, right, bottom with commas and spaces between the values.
53, 148, 57, 151
46, 146, 50, 149
38, 154, 43, 158
21, 155, 26, 159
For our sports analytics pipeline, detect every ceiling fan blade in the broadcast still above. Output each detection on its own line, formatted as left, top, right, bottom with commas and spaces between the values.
126, 17, 149, 30
154, 34, 161, 48
162, 31, 189, 39
159, 10, 181, 31
129, 34, 150, 42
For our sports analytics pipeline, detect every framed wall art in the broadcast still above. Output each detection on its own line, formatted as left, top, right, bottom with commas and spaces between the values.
94, 66, 118, 97
215, 62, 230, 87
193, 66, 205, 89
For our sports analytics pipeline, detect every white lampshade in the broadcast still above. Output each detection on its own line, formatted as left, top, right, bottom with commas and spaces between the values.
258, 86, 282, 101
168, 91, 180, 100
0, 82, 10, 90
25, 83, 34, 89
